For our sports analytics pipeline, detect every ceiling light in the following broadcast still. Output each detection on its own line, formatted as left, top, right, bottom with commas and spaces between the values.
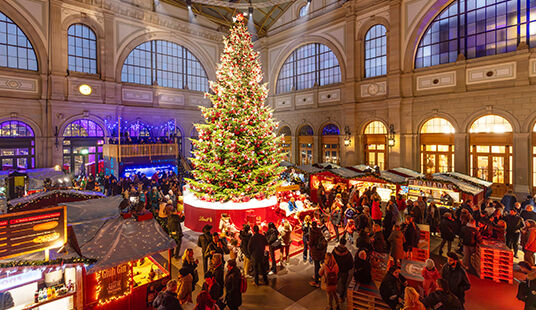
187, 0, 192, 9
78, 84, 92, 96
249, 6, 253, 16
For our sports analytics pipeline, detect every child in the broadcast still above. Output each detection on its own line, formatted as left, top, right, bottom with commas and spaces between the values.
421, 259, 440, 296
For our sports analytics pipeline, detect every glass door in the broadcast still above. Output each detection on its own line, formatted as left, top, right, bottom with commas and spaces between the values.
365, 144, 385, 169
300, 143, 313, 165
471, 145, 511, 185
322, 143, 339, 164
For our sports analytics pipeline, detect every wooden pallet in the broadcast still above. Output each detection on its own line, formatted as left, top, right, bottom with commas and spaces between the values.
471, 248, 513, 284
347, 280, 390, 310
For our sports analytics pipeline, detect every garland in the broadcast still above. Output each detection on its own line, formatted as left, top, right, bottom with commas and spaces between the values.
0, 257, 96, 268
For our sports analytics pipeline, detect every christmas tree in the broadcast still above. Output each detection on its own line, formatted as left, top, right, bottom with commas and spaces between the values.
188, 13, 284, 202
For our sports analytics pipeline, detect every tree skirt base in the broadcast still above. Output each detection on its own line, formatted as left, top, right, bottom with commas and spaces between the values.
183, 189, 279, 232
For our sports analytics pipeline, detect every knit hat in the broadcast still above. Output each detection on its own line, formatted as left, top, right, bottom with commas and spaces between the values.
447, 252, 459, 260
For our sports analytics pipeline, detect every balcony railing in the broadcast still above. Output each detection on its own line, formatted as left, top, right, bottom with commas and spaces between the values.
103, 143, 179, 159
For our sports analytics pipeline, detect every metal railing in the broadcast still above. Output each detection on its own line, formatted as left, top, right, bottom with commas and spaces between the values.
103, 143, 179, 159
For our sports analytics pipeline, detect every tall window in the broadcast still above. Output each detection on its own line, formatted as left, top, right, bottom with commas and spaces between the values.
0, 11, 37, 71
321, 124, 340, 164
63, 119, 104, 176
279, 126, 292, 162
469, 115, 513, 189
276, 43, 341, 94
364, 121, 387, 169
121, 40, 209, 92
364, 25, 387, 78
420, 118, 455, 174
67, 24, 97, 74
0, 120, 35, 170
415, 0, 536, 68
298, 125, 314, 165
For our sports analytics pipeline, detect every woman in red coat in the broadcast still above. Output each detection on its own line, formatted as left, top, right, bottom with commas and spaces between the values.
371, 198, 383, 225
421, 259, 440, 296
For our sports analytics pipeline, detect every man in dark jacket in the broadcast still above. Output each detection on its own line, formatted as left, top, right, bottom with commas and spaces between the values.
522, 206, 536, 222
441, 252, 471, 306
309, 221, 327, 287
197, 225, 213, 275
224, 259, 242, 310
506, 208, 525, 257
501, 189, 517, 212
379, 265, 407, 310
459, 219, 482, 272
402, 216, 419, 256
332, 238, 353, 302
248, 225, 268, 285
153, 279, 182, 310
239, 224, 252, 276
439, 212, 456, 256
204, 233, 230, 263
518, 270, 536, 310
265, 222, 280, 274
167, 209, 185, 258
423, 278, 463, 310
354, 249, 372, 285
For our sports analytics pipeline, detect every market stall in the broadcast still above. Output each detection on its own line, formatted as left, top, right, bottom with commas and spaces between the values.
443, 171, 493, 198
347, 171, 405, 202
309, 170, 349, 203
7, 190, 105, 213
0, 168, 68, 194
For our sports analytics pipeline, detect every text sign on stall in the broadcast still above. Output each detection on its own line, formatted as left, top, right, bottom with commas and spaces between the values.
0, 206, 67, 260
96, 263, 132, 305
408, 179, 456, 191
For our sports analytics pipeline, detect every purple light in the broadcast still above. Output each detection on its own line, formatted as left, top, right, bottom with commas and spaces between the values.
63, 119, 104, 137
0, 120, 34, 137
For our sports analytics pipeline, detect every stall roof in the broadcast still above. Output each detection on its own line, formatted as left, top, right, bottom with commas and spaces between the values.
7, 189, 105, 210
296, 164, 324, 174
64, 195, 124, 224
0, 168, 67, 190
280, 160, 295, 167
388, 167, 424, 178
350, 165, 375, 173
432, 173, 484, 195
315, 163, 341, 170
443, 171, 493, 187
379, 171, 408, 183
329, 167, 364, 179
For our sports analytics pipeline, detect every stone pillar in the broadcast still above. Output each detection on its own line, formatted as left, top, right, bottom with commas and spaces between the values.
454, 133, 468, 174
313, 135, 320, 163
513, 132, 531, 195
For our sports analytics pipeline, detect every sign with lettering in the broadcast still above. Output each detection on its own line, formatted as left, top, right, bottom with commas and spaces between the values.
276, 185, 300, 192
96, 263, 132, 305
0, 206, 66, 260
408, 179, 456, 191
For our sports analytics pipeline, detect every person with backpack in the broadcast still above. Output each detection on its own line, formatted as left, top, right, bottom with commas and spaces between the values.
309, 221, 328, 287
423, 278, 463, 310
459, 218, 482, 272
332, 238, 353, 302
224, 259, 242, 310
517, 270, 536, 309
265, 222, 280, 275
319, 252, 341, 310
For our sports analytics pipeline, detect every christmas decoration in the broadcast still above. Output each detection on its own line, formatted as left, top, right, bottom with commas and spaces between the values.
0, 257, 96, 268
187, 13, 284, 201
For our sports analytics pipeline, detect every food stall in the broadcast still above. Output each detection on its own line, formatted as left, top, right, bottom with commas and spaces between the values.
309, 170, 349, 203
7, 190, 105, 213
347, 171, 405, 202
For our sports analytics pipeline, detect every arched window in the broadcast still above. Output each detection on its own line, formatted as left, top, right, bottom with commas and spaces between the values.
469, 115, 513, 188
298, 125, 314, 165
279, 126, 292, 162
364, 121, 387, 169
0, 120, 35, 170
415, 0, 536, 68
276, 43, 341, 94
0, 11, 38, 71
121, 40, 209, 92
321, 124, 340, 164
128, 122, 150, 137
364, 25, 387, 78
420, 118, 455, 173
62, 119, 104, 176
68, 24, 97, 74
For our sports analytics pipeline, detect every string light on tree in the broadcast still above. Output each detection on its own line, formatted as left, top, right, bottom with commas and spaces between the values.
187, 13, 284, 202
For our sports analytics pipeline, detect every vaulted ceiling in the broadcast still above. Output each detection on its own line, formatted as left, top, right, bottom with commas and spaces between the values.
162, 0, 294, 37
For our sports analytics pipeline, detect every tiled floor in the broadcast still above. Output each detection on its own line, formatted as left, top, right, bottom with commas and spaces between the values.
171, 229, 524, 310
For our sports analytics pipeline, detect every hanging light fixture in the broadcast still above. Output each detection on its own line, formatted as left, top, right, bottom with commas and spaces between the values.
344, 126, 351, 146
388, 124, 396, 147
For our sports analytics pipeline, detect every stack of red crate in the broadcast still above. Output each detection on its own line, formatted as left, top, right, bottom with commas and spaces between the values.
471, 239, 513, 284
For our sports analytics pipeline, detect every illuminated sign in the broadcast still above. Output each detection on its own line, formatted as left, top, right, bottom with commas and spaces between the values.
0, 270, 42, 291
96, 263, 132, 305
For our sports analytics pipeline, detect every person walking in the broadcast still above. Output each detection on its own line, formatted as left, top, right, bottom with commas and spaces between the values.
427, 202, 441, 236
224, 259, 242, 310
459, 218, 482, 272
380, 265, 407, 310
505, 208, 524, 258
265, 222, 280, 275
402, 286, 426, 310
423, 278, 463, 310
310, 221, 328, 287
371, 198, 383, 225
198, 225, 213, 275
302, 215, 313, 263
388, 224, 405, 264
319, 252, 341, 310
332, 238, 353, 302
153, 280, 182, 310
247, 225, 268, 285
421, 259, 440, 296
279, 220, 292, 264
438, 212, 456, 256
331, 204, 343, 242
239, 224, 252, 277
441, 252, 471, 306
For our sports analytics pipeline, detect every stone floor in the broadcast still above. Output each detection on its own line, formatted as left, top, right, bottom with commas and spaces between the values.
168, 229, 524, 310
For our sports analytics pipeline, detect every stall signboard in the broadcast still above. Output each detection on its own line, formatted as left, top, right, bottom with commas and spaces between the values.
0, 205, 66, 260
408, 179, 456, 191
95, 263, 132, 305
276, 185, 300, 192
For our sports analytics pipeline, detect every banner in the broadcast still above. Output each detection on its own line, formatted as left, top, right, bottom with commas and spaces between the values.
96, 263, 132, 305
0, 206, 66, 260
408, 179, 456, 191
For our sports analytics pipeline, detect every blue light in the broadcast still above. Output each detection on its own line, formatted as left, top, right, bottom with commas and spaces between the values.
123, 164, 177, 178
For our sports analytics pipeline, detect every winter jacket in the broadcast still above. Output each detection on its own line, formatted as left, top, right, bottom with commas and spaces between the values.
372, 231, 388, 253
422, 290, 463, 310
239, 230, 252, 258
505, 214, 524, 234
371, 201, 382, 221
209, 264, 225, 299
353, 257, 372, 284
388, 230, 405, 260
302, 222, 312, 240
441, 262, 471, 303
380, 273, 407, 309
525, 227, 536, 252
358, 213, 372, 232
522, 210, 536, 222
331, 208, 342, 225
204, 241, 230, 259
319, 262, 339, 291
153, 290, 183, 310
198, 232, 212, 253
421, 266, 440, 296
265, 227, 279, 247
439, 216, 456, 241
402, 222, 420, 252
309, 226, 327, 261
177, 273, 193, 304
501, 194, 517, 212
332, 245, 353, 273
279, 226, 292, 246
247, 233, 268, 261
224, 266, 242, 308
460, 225, 482, 247
168, 213, 184, 237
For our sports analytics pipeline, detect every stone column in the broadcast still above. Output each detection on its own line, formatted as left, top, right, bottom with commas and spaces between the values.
454, 133, 468, 174
513, 132, 531, 195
